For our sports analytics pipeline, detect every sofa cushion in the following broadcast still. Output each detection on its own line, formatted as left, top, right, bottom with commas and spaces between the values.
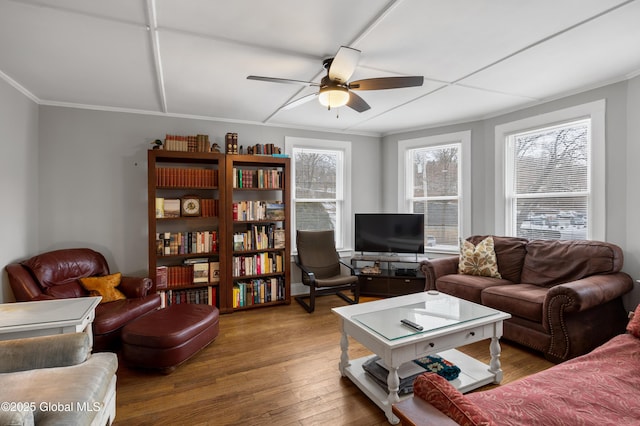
44, 281, 88, 299
458, 236, 501, 278
467, 236, 528, 283
92, 296, 161, 335
436, 275, 513, 304
520, 240, 624, 287
465, 333, 640, 425
79, 273, 126, 303
22, 248, 110, 288
413, 373, 494, 426
481, 284, 547, 323
0, 353, 117, 425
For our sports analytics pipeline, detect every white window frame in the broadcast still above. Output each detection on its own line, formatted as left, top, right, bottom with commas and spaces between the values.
495, 100, 606, 240
285, 136, 352, 252
398, 131, 471, 252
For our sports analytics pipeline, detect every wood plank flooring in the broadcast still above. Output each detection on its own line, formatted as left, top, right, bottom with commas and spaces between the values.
113, 296, 554, 425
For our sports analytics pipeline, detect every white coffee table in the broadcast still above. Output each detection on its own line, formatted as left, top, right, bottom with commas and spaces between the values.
0, 297, 101, 347
332, 292, 511, 424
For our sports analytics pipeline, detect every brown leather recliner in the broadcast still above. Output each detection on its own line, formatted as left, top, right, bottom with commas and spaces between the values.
420, 236, 634, 362
6, 248, 161, 352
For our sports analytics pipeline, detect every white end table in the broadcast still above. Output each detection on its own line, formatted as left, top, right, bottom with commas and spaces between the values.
0, 297, 101, 348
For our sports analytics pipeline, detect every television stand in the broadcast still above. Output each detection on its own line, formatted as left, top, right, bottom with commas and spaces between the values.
351, 255, 428, 298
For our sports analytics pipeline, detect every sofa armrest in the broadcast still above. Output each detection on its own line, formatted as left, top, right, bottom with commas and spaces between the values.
420, 256, 459, 291
0, 333, 91, 373
544, 272, 633, 316
119, 276, 154, 298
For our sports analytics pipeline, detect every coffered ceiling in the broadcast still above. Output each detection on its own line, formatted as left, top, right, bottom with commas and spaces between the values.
1, 0, 639, 136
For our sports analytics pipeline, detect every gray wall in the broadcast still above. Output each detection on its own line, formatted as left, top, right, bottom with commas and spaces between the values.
0, 79, 39, 303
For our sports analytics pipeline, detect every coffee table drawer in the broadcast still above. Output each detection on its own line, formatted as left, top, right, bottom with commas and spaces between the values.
415, 324, 488, 355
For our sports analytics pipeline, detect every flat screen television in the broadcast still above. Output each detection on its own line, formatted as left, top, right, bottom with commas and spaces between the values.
355, 213, 425, 254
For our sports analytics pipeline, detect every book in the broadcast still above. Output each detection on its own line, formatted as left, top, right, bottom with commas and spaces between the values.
155, 198, 164, 218
156, 266, 168, 289
273, 229, 286, 249
209, 261, 220, 283
192, 261, 209, 284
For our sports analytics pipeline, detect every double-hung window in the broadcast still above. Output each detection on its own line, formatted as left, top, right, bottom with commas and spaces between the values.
399, 131, 471, 251
496, 100, 605, 240
285, 137, 351, 251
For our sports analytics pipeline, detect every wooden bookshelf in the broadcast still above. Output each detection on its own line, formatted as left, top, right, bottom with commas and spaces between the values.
148, 150, 291, 313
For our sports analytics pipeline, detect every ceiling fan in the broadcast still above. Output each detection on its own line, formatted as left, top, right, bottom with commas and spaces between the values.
247, 46, 424, 113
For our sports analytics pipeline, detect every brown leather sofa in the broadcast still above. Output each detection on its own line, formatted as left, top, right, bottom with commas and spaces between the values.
420, 236, 633, 362
6, 248, 161, 351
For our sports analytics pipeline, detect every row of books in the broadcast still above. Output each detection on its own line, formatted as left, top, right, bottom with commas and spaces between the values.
163, 134, 211, 152
232, 252, 285, 277
156, 261, 220, 289
232, 168, 283, 189
233, 225, 286, 251
156, 231, 218, 256
156, 198, 218, 218
159, 287, 217, 308
232, 201, 285, 221
232, 277, 285, 308
245, 143, 281, 156
156, 167, 218, 188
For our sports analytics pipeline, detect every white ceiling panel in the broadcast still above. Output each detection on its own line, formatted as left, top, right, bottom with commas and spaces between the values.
349, 84, 535, 134
0, 0, 159, 110
460, 0, 640, 99
1, 0, 639, 135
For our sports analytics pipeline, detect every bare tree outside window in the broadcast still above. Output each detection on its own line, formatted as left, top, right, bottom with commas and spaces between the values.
510, 119, 589, 240
409, 144, 460, 248
293, 149, 340, 233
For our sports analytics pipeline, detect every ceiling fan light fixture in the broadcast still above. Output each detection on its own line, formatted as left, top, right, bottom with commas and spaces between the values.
318, 86, 349, 109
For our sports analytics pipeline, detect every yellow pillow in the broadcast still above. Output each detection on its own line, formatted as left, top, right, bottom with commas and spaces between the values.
458, 236, 502, 278
79, 272, 126, 303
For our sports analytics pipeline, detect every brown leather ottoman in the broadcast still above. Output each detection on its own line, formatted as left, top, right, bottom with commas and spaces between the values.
121, 303, 219, 373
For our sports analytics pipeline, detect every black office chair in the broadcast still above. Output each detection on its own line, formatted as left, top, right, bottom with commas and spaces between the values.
295, 229, 360, 313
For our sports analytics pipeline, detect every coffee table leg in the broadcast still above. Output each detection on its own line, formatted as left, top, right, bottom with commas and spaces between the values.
386, 366, 400, 424
338, 327, 350, 376
489, 335, 503, 383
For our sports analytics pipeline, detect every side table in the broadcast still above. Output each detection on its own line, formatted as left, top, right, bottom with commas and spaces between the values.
0, 296, 101, 348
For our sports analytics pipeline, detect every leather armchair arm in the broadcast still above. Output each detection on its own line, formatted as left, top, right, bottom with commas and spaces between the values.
119, 276, 154, 298
0, 333, 91, 373
420, 256, 459, 291
5, 263, 45, 301
544, 272, 634, 318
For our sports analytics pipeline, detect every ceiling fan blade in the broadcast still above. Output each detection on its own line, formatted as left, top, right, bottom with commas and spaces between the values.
247, 75, 319, 86
281, 93, 318, 111
328, 46, 361, 84
349, 76, 424, 91
346, 92, 370, 113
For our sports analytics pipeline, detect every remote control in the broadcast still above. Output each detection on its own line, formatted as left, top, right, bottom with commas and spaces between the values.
401, 318, 423, 331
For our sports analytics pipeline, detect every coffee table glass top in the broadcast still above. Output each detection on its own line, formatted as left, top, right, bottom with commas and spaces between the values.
352, 294, 501, 340
0, 297, 101, 329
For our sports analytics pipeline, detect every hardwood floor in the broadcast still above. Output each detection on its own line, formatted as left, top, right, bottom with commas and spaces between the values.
113, 296, 554, 425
